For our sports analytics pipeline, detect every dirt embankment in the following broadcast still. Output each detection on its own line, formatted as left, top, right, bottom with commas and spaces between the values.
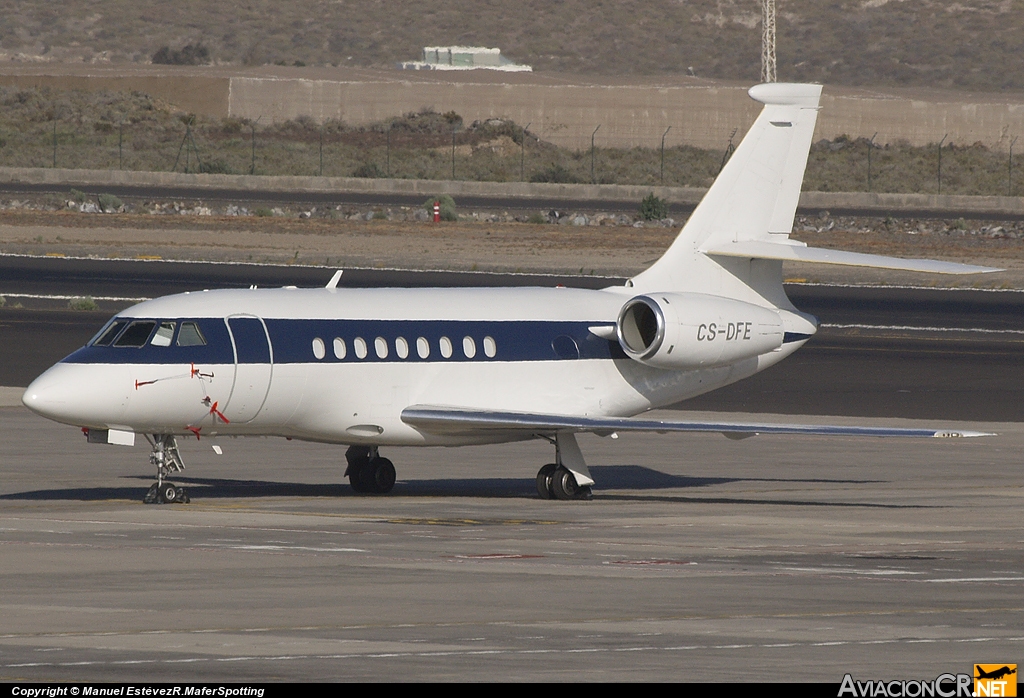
2, 205, 1024, 288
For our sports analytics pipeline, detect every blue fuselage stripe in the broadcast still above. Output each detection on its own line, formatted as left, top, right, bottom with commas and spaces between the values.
61, 317, 628, 365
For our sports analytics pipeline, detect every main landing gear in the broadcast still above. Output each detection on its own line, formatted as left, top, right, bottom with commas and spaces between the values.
536, 433, 594, 501
345, 445, 396, 494
142, 434, 190, 504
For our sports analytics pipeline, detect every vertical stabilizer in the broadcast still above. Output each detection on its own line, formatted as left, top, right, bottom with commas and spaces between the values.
629, 83, 822, 306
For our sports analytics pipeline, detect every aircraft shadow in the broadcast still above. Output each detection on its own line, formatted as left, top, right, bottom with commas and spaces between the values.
0, 465, 893, 504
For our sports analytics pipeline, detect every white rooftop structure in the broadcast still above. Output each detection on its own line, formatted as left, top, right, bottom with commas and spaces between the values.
398, 46, 531, 72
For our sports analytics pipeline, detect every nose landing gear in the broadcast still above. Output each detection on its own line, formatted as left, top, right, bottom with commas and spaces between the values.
345, 445, 396, 494
142, 434, 190, 504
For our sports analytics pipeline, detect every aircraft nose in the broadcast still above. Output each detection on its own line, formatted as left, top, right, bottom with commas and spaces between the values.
22, 363, 131, 427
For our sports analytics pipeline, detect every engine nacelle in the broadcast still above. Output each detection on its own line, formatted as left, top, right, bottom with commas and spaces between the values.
616, 293, 784, 370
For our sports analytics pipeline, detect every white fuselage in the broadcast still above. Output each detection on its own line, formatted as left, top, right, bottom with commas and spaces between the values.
22, 285, 809, 446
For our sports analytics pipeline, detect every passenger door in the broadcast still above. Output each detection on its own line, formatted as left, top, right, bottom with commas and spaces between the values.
224, 316, 273, 423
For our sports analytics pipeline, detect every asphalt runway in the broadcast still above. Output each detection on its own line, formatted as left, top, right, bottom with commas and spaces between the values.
2, 257, 1022, 682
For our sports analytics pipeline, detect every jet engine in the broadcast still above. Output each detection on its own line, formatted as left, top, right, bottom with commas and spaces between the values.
616, 293, 784, 370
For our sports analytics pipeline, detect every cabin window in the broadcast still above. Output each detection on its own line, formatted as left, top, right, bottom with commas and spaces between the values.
439, 336, 453, 358
462, 336, 476, 358
114, 321, 157, 347
395, 336, 409, 359
312, 337, 326, 360
483, 336, 497, 358
374, 337, 389, 359
150, 322, 175, 347
92, 320, 129, 347
333, 337, 346, 359
416, 337, 430, 359
176, 322, 207, 346
354, 337, 367, 359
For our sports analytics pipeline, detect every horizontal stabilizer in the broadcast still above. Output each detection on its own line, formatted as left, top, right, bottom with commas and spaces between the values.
703, 240, 1002, 275
401, 405, 993, 439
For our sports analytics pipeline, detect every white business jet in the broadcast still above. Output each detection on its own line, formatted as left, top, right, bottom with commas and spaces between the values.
22, 83, 997, 503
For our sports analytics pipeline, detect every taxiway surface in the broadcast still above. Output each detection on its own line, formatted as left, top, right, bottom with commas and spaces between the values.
1, 407, 1020, 682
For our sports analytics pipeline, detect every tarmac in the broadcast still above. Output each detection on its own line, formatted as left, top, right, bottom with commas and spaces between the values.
0, 405, 1020, 682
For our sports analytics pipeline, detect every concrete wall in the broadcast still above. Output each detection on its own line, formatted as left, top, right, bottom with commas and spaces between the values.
229, 76, 1024, 152
824, 90, 1024, 151
3, 65, 1024, 152
228, 77, 761, 151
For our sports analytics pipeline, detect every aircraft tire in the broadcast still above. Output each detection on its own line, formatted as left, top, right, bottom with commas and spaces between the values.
370, 457, 396, 493
348, 460, 372, 493
536, 463, 558, 499
550, 467, 579, 501
161, 483, 179, 503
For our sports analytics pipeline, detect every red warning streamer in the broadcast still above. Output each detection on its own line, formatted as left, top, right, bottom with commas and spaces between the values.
208, 401, 230, 424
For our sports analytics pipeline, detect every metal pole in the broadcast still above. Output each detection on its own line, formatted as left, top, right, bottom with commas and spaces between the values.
319, 127, 323, 177
250, 117, 260, 175
119, 121, 124, 170
185, 123, 190, 174
719, 128, 738, 174
451, 124, 456, 180
761, 0, 777, 83
520, 122, 531, 182
1010, 136, 1018, 197
660, 126, 671, 184
937, 134, 948, 194
171, 126, 189, 172
52, 119, 57, 168
867, 132, 877, 192
386, 125, 391, 178
187, 123, 204, 173
591, 125, 600, 184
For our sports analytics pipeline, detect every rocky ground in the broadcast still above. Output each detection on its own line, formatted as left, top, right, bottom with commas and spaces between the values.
1, 194, 1024, 289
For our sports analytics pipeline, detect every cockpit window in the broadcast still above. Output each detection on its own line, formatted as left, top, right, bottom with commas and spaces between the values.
91, 319, 129, 347
113, 321, 157, 347
176, 321, 207, 346
150, 322, 176, 347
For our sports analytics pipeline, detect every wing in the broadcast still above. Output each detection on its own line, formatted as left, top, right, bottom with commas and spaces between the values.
401, 405, 993, 439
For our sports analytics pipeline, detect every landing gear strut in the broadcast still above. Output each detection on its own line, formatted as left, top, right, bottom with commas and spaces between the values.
536, 433, 594, 501
142, 434, 190, 504
345, 445, 396, 494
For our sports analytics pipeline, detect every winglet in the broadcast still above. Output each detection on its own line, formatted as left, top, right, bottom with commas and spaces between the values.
326, 270, 344, 289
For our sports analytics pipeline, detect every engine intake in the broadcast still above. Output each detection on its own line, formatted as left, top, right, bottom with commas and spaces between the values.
616, 293, 784, 370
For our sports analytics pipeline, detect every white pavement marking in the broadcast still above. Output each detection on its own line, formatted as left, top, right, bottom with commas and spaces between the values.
822, 323, 1024, 335
4, 634, 1024, 669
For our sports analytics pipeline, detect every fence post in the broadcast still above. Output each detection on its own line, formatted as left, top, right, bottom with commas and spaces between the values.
521, 122, 531, 182
1010, 136, 1018, 197
867, 132, 877, 192
591, 125, 600, 184
249, 116, 261, 175
660, 126, 671, 184
937, 134, 947, 194
451, 123, 457, 180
